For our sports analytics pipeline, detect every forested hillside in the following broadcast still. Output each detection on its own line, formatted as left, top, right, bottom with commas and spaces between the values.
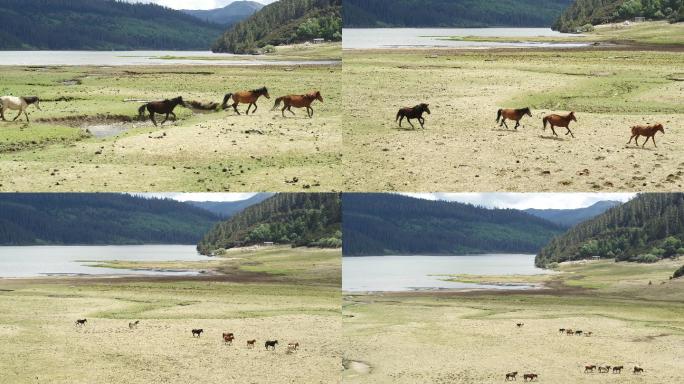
343, 194, 564, 256
187, 193, 274, 218
212, 0, 341, 53
525, 201, 622, 227
197, 193, 341, 254
554, 0, 684, 32
537, 193, 684, 266
0, 0, 224, 50
182, 1, 263, 26
0, 194, 220, 245
344, 0, 572, 28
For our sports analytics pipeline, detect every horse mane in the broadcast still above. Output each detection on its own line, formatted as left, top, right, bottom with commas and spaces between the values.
252, 86, 268, 94
517, 107, 530, 113
22, 96, 39, 104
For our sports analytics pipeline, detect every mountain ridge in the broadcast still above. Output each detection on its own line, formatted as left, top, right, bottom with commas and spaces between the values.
524, 200, 623, 227
182, 1, 263, 26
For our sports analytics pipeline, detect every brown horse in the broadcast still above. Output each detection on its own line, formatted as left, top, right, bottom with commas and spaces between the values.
223, 332, 234, 344
75, 319, 87, 326
505, 371, 518, 381
598, 365, 611, 373
633, 366, 644, 374
523, 373, 538, 381
612, 366, 623, 373
543, 112, 577, 138
247, 339, 256, 348
497, 107, 532, 129
272, 91, 323, 118
516, 323, 524, 327
627, 123, 664, 148
566, 329, 574, 335
584, 365, 596, 373
396, 103, 430, 129
138, 96, 185, 126
221, 87, 270, 115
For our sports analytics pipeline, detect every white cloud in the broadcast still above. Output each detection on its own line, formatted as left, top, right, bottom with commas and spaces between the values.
123, 0, 276, 10
399, 193, 636, 210
133, 193, 259, 202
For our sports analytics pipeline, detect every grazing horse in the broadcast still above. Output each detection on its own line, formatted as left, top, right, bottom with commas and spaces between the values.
633, 366, 643, 374
598, 365, 611, 373
75, 319, 87, 326
584, 365, 597, 373
272, 91, 323, 118
192, 329, 204, 337
497, 107, 532, 129
627, 123, 665, 148
221, 87, 270, 115
0, 96, 41, 123
505, 371, 518, 381
247, 339, 256, 348
396, 103, 430, 129
128, 320, 140, 329
543, 112, 577, 138
612, 366, 623, 373
516, 323, 524, 328
223, 332, 235, 344
138, 96, 185, 126
523, 373, 538, 381
265, 340, 278, 350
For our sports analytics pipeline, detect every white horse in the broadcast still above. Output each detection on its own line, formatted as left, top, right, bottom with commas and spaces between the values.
0, 96, 41, 123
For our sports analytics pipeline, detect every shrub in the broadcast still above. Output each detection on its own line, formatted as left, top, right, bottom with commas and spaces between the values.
673, 265, 684, 279
261, 45, 276, 54
634, 253, 659, 263
577, 23, 595, 32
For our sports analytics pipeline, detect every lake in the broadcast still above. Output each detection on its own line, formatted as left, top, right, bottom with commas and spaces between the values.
342, 254, 551, 292
0, 51, 339, 66
343, 28, 588, 49
0, 245, 210, 277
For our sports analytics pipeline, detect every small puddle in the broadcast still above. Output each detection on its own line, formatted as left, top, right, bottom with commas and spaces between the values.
343, 359, 372, 375
37, 114, 141, 138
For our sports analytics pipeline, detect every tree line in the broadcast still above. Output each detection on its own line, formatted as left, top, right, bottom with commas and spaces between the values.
554, 0, 684, 32
536, 193, 684, 266
344, 0, 573, 28
342, 193, 565, 256
0, 194, 220, 245
197, 193, 342, 255
212, 0, 341, 54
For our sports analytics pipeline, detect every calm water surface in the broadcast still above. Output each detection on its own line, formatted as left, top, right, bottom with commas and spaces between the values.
343, 28, 587, 49
343, 254, 552, 292
0, 51, 339, 66
0, 245, 210, 277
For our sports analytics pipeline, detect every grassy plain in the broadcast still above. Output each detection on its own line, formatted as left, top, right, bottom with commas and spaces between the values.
343, 259, 684, 383
0, 61, 340, 191
0, 247, 341, 384
342, 48, 684, 191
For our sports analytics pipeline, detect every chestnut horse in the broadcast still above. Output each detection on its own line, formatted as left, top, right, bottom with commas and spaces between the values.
497, 107, 531, 129
627, 123, 664, 148
584, 365, 596, 373
505, 371, 518, 381
223, 332, 234, 344
138, 96, 185, 126
247, 339, 256, 348
396, 103, 430, 129
272, 91, 323, 118
543, 112, 577, 138
221, 87, 270, 115
523, 373, 538, 381
0, 96, 41, 123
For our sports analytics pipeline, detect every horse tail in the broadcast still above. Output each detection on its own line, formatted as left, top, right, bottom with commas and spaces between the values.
272, 97, 284, 111
396, 110, 402, 122
138, 104, 147, 119
542, 116, 548, 130
221, 93, 232, 109
496, 109, 502, 123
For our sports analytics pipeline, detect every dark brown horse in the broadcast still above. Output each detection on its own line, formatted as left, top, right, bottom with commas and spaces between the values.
505, 371, 518, 381
221, 87, 270, 115
612, 366, 623, 373
584, 365, 596, 373
223, 332, 234, 344
247, 339, 256, 348
138, 96, 185, 126
265, 340, 278, 350
543, 112, 577, 138
516, 323, 524, 327
396, 103, 430, 129
75, 319, 87, 326
192, 328, 204, 337
633, 366, 644, 374
598, 365, 611, 373
523, 373, 538, 381
627, 123, 664, 148
497, 107, 532, 129
272, 91, 323, 118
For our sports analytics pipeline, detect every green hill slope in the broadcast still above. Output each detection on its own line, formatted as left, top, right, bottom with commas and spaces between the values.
553, 0, 684, 32
212, 0, 341, 54
197, 193, 341, 254
344, 0, 572, 28
0, 0, 224, 50
343, 194, 565, 256
181, 1, 263, 26
537, 193, 684, 266
0, 194, 220, 245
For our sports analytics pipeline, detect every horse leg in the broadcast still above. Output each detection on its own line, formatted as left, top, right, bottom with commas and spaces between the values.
502, 119, 509, 129
651, 135, 657, 148
170, 111, 177, 121
0, 107, 5, 121
150, 112, 157, 126
161, 113, 169, 125
288, 106, 295, 116
550, 125, 558, 137
245, 103, 252, 115
13, 109, 22, 121
232, 103, 240, 115
407, 118, 415, 129
419, 117, 425, 129
627, 135, 635, 145
566, 127, 574, 138
634, 136, 640, 146
24, 110, 30, 123
251, 102, 257, 114
514, 120, 520, 130
307, 106, 313, 118
398, 115, 404, 127
282, 105, 287, 117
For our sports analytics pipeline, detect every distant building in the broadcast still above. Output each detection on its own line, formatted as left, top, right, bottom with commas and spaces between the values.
592, 255, 601, 260
263, 241, 274, 246
313, 38, 325, 44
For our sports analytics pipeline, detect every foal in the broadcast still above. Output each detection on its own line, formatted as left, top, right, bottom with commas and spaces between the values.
0, 96, 41, 123
543, 112, 577, 138
396, 103, 430, 129
627, 123, 664, 148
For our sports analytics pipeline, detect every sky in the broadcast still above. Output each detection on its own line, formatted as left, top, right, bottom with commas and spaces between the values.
124, 0, 277, 10
136, 193, 259, 202
400, 193, 636, 210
